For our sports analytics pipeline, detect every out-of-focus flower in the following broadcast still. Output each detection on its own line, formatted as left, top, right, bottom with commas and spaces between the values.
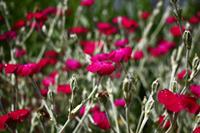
109, 47, 132, 62
80, 41, 97, 55
92, 110, 110, 130
189, 16, 199, 24
148, 40, 175, 57
97, 22, 117, 35
87, 61, 115, 75
57, 84, 72, 94
157, 115, 171, 129
80, 0, 95, 6
12, 19, 26, 30
169, 25, 185, 37
91, 53, 110, 62
140, 11, 151, 20
44, 50, 59, 58
133, 50, 144, 61
0, 115, 9, 131
166, 16, 177, 24
65, 58, 82, 71
193, 126, 200, 133
114, 38, 129, 47
15, 48, 27, 58
42, 71, 58, 87
40, 88, 49, 97
190, 85, 200, 97
79, 105, 86, 116
69, 26, 89, 35
4, 64, 19, 74
114, 98, 126, 107
17, 63, 39, 76
177, 69, 191, 80
157, 89, 184, 112
8, 109, 30, 122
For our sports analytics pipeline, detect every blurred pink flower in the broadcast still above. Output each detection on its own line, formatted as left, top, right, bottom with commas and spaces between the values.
57, 84, 72, 95
92, 111, 110, 130
65, 58, 82, 71
87, 61, 115, 75
69, 26, 89, 35
169, 25, 185, 37
114, 38, 129, 47
109, 47, 132, 62
114, 98, 126, 107
133, 50, 144, 61
177, 69, 191, 80
190, 85, 200, 97
15, 48, 26, 58
80, 0, 95, 6
166, 16, 177, 24
140, 11, 151, 20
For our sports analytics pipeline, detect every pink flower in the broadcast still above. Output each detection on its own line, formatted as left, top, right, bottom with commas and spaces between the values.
0, 115, 9, 131
69, 26, 89, 35
189, 16, 199, 24
109, 47, 132, 62
114, 38, 129, 47
44, 50, 59, 58
42, 71, 58, 87
140, 11, 151, 20
57, 84, 72, 94
97, 22, 117, 35
80, 41, 96, 55
177, 69, 191, 80
169, 25, 185, 37
166, 16, 177, 24
91, 53, 110, 62
65, 58, 82, 71
40, 88, 49, 97
16, 63, 39, 76
157, 89, 184, 112
114, 98, 126, 107
8, 109, 30, 122
157, 115, 171, 129
133, 50, 144, 61
193, 126, 200, 133
190, 85, 200, 97
15, 48, 26, 58
92, 111, 110, 130
4, 64, 19, 74
148, 40, 175, 57
87, 61, 115, 75
12, 19, 26, 30
80, 0, 95, 6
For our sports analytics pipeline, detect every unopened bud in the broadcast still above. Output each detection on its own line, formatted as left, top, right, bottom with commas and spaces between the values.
183, 30, 192, 49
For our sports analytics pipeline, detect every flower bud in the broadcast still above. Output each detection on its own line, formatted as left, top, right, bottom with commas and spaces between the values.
183, 30, 192, 49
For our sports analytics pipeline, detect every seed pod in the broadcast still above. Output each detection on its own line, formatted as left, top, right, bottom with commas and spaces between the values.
183, 30, 192, 49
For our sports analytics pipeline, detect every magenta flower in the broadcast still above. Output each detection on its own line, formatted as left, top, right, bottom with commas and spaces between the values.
133, 50, 144, 61
193, 126, 200, 133
169, 25, 185, 37
189, 16, 199, 24
57, 84, 72, 94
190, 85, 200, 97
114, 98, 126, 107
0, 115, 9, 131
79, 105, 86, 116
69, 26, 89, 35
166, 16, 177, 24
87, 61, 115, 75
42, 71, 58, 87
140, 11, 151, 20
91, 53, 110, 62
109, 47, 132, 62
114, 38, 129, 47
177, 69, 191, 80
65, 58, 82, 71
92, 111, 110, 130
80, 41, 97, 55
16, 63, 39, 76
15, 48, 26, 58
97, 22, 117, 35
8, 109, 30, 122
57, 84, 72, 95
4, 64, 19, 74
80, 0, 95, 6
44, 50, 59, 58
12, 19, 26, 30
157, 89, 184, 112
40, 88, 49, 97
157, 115, 171, 129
